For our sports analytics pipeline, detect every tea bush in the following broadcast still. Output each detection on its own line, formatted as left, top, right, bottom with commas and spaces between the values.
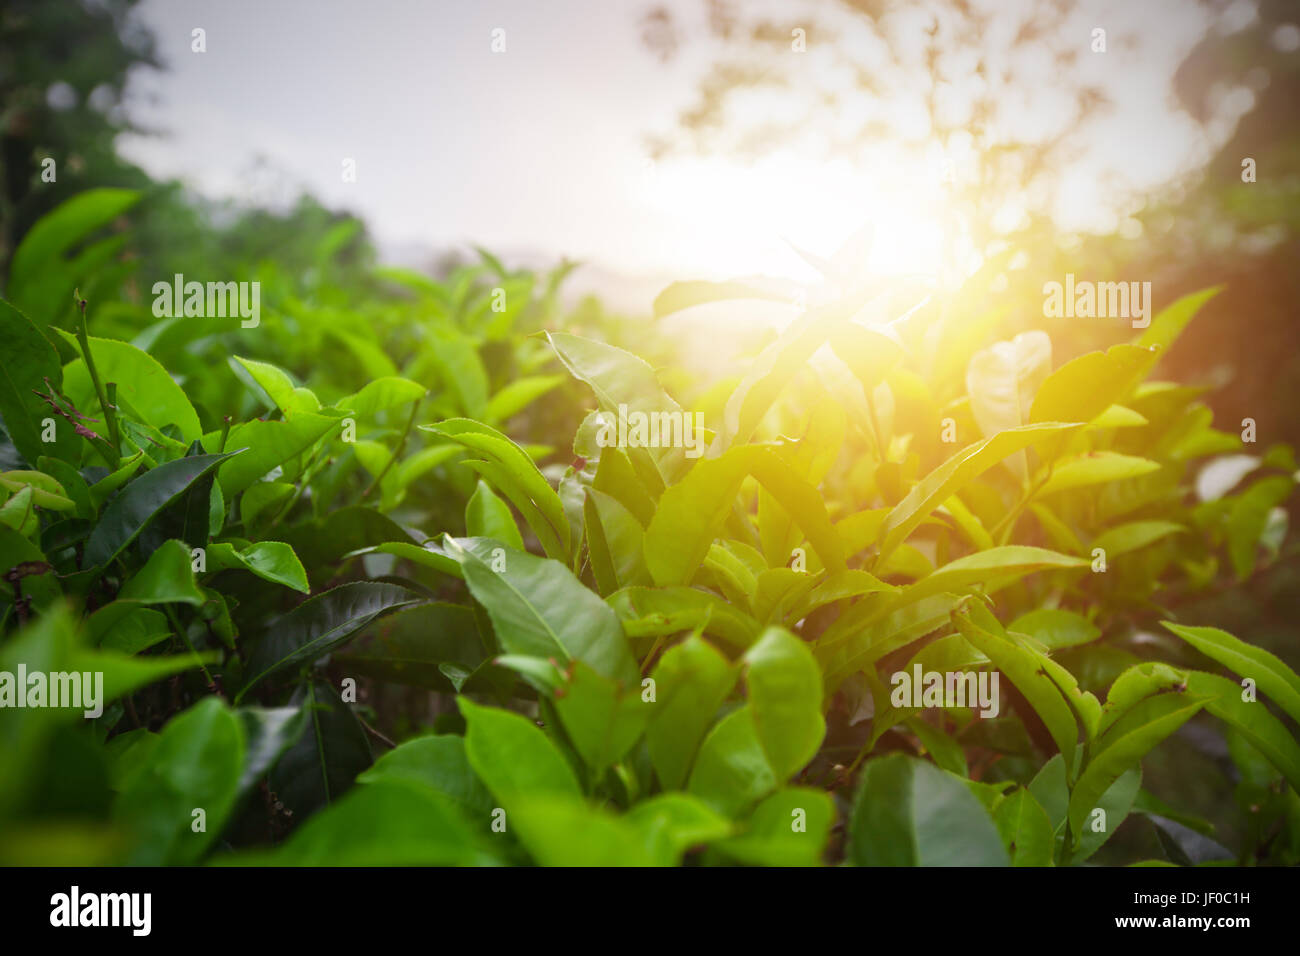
1, 191, 1297, 866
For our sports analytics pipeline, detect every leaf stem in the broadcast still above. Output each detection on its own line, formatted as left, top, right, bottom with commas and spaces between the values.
218, 415, 233, 453
74, 293, 121, 464
164, 604, 216, 690
362, 398, 421, 499
267, 445, 328, 530
991, 470, 1051, 545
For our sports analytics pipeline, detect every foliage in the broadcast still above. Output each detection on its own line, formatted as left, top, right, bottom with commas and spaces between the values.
0, 0, 160, 263
0, 192, 1296, 866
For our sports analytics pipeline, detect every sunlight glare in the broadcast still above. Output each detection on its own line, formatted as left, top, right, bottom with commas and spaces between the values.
636, 149, 957, 284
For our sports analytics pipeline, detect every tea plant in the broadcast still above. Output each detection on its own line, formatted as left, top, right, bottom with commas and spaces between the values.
0, 192, 1296, 866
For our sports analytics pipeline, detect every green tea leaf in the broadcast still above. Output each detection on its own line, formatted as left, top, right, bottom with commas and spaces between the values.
552, 658, 648, 772
259, 778, 493, 866
625, 792, 734, 865
337, 602, 490, 692
954, 604, 1079, 770
644, 444, 843, 586
231, 356, 298, 415
458, 697, 582, 808
1091, 520, 1184, 558
878, 422, 1083, 562
485, 374, 565, 424
1038, 453, 1162, 496
716, 787, 833, 866
1007, 608, 1100, 650
647, 634, 737, 790
993, 787, 1055, 866
849, 754, 1008, 866
465, 479, 524, 550
687, 705, 778, 818
445, 537, 639, 686
546, 331, 690, 483
1067, 693, 1206, 841
0, 300, 71, 466
1163, 621, 1300, 725
114, 697, 244, 865
1071, 768, 1142, 863
743, 627, 825, 782
608, 585, 762, 650
207, 540, 309, 593
239, 582, 424, 698
358, 733, 494, 818
1030, 343, 1159, 428
584, 487, 650, 594
119, 538, 204, 605
236, 705, 307, 796
424, 419, 569, 560
63, 335, 203, 441
84, 452, 236, 567
269, 680, 371, 818
1225, 476, 1294, 579
1185, 671, 1300, 794
1135, 286, 1223, 354
510, 795, 650, 866
965, 331, 1052, 478
337, 376, 427, 417
7, 189, 140, 324
203, 413, 340, 499
897, 545, 1087, 609
652, 278, 793, 318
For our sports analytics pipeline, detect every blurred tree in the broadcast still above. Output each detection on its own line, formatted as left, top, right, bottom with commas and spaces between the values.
0, 0, 160, 263
1146, 0, 1300, 446
641, 0, 1125, 261
0, 1, 375, 322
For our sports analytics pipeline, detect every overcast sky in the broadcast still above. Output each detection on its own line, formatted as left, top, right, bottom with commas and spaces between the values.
117, 0, 1234, 299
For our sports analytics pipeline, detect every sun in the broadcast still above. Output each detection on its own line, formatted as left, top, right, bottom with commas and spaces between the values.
634, 148, 961, 285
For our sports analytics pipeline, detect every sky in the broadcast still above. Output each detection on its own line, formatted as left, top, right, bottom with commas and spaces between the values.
116, 0, 1240, 302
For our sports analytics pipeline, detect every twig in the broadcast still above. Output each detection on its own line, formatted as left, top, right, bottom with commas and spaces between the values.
358, 716, 396, 749
73, 291, 121, 464
164, 604, 216, 691
362, 398, 421, 498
